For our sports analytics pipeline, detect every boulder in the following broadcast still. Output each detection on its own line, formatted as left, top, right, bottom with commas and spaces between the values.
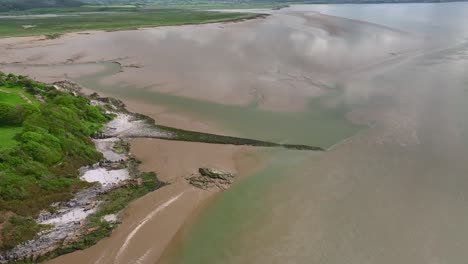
198, 168, 233, 181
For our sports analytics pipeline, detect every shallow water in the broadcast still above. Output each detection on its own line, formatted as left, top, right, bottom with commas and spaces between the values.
75, 61, 360, 148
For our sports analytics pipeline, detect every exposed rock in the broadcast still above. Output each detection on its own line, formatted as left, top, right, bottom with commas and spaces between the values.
188, 168, 235, 191
53, 80, 82, 95
199, 168, 234, 181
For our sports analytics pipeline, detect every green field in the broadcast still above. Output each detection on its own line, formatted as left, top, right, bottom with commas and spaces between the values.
142, 2, 285, 10
0, 86, 32, 149
0, 126, 22, 149
0, 8, 260, 38
0, 5, 139, 15
0, 91, 26, 105
0, 86, 38, 104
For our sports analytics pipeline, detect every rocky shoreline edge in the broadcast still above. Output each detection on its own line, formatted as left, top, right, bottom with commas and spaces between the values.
0, 80, 322, 263
0, 81, 168, 263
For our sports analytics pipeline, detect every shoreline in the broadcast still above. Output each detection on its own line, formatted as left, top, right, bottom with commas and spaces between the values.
44, 125, 268, 264
1, 3, 467, 263
0, 12, 269, 40
0, 73, 260, 263
0, 81, 169, 263
0, 78, 278, 263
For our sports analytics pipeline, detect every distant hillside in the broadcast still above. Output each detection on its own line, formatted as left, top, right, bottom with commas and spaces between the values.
0, 0, 83, 12
80, 0, 468, 5
80, 0, 149, 3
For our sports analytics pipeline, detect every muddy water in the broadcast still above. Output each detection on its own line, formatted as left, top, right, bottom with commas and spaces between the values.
0, 6, 423, 148
2, 3, 468, 264
156, 4, 468, 264
160, 43, 468, 264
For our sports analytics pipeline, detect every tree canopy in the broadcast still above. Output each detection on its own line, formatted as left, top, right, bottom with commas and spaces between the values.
0, 71, 110, 250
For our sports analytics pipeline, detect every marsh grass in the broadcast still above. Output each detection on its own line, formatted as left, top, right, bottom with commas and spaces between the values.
0, 9, 259, 38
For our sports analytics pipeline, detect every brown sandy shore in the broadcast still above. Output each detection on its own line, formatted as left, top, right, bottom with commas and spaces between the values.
45, 137, 265, 264
41, 77, 271, 264
46, 80, 270, 264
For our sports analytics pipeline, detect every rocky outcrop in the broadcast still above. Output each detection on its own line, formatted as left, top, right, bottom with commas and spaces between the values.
199, 168, 234, 181
187, 168, 235, 191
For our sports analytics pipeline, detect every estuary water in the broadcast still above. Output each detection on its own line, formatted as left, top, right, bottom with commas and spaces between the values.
2, 3, 468, 264
153, 3, 468, 264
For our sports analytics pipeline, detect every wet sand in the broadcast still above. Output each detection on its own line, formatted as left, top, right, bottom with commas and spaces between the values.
46, 138, 263, 264
0, 9, 420, 112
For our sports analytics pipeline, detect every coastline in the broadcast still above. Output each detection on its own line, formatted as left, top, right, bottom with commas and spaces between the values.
0, 13, 297, 263
0, 12, 269, 40
45, 138, 267, 264
0, 7, 395, 262
44, 80, 273, 264
0, 78, 274, 263
1, 3, 468, 264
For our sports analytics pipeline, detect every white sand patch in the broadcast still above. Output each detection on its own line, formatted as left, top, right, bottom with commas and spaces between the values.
103, 113, 172, 138
105, 114, 135, 135
81, 168, 130, 186
41, 207, 96, 225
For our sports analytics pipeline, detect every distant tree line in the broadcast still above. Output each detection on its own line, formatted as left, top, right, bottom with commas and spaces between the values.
0, 0, 463, 12
0, 0, 83, 12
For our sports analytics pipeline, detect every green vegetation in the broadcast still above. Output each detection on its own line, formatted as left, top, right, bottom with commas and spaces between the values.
0, 71, 111, 250
0, 0, 462, 16
0, 4, 139, 15
0, 92, 26, 106
141, 2, 285, 10
0, 71, 168, 257
0, 126, 22, 149
0, 8, 260, 38
44, 33, 63, 39
87, 172, 165, 229
1, 216, 48, 250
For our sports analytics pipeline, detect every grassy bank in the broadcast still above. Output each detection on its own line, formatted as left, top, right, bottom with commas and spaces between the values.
0, 71, 110, 251
0, 71, 170, 261
0, 8, 261, 38
0, 126, 22, 149
142, 2, 286, 10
